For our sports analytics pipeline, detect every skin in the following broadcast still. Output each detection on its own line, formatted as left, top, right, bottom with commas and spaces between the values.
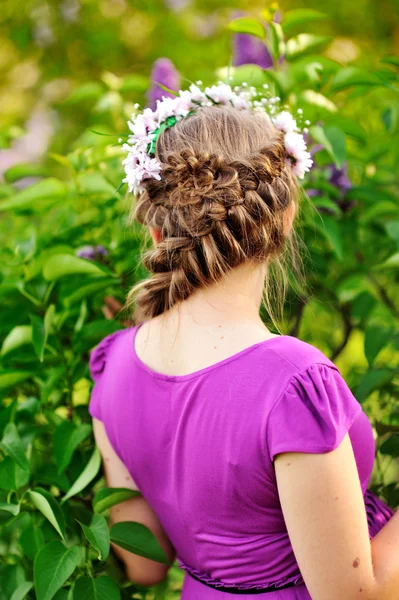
93, 199, 380, 598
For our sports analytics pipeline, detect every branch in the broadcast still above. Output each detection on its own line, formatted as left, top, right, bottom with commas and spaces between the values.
288, 296, 309, 337
330, 305, 353, 361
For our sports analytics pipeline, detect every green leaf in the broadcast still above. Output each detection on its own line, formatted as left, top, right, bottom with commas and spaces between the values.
62, 447, 101, 503
331, 67, 382, 92
73, 576, 120, 600
1, 325, 32, 356
93, 487, 141, 514
110, 522, 172, 565
227, 17, 266, 39
153, 82, 179, 97
10, 582, 34, 600
381, 56, 399, 68
78, 514, 110, 561
373, 253, 399, 270
312, 197, 341, 216
0, 178, 66, 211
120, 73, 148, 93
0, 370, 34, 390
286, 34, 331, 60
20, 525, 46, 560
63, 278, 118, 307
30, 314, 46, 362
0, 457, 29, 491
314, 214, 343, 260
310, 125, 345, 168
0, 502, 20, 516
63, 82, 105, 105
43, 255, 106, 281
4, 164, 48, 183
299, 90, 338, 113
379, 435, 399, 458
77, 173, 118, 197
356, 369, 395, 403
34, 541, 80, 600
28, 488, 66, 540
282, 9, 328, 34
54, 421, 92, 474
364, 327, 392, 367
268, 22, 285, 62
385, 221, 399, 250
0, 423, 29, 471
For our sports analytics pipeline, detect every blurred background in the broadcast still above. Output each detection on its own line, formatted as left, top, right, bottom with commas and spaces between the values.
1, 0, 399, 165
0, 2, 398, 599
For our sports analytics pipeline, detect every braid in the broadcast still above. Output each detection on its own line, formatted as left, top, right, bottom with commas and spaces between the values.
127, 105, 301, 324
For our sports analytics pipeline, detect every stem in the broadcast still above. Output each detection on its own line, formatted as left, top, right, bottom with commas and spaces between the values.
288, 296, 308, 337
367, 273, 399, 319
330, 305, 353, 361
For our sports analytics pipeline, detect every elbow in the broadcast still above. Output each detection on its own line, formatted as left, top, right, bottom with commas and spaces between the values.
125, 564, 170, 588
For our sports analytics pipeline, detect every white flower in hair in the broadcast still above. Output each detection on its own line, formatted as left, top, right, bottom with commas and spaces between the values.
186, 84, 206, 104
272, 111, 298, 134
120, 80, 313, 194
205, 83, 234, 104
122, 150, 162, 194
284, 131, 313, 179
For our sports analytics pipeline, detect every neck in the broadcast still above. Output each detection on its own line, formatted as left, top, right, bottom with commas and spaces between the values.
158, 261, 268, 331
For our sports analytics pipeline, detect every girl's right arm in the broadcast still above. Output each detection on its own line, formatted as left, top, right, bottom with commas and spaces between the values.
274, 433, 399, 600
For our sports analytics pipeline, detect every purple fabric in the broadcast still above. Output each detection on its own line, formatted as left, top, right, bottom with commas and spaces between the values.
89, 323, 395, 598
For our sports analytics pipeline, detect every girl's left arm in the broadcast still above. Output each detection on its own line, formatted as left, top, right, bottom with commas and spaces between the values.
92, 418, 177, 587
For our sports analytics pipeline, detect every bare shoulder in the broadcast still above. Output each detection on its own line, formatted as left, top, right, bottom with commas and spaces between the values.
274, 434, 376, 600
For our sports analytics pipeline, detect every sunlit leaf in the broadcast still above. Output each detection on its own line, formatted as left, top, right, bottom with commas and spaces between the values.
28, 488, 66, 540
1, 325, 32, 356
227, 17, 266, 39
373, 253, 399, 270
93, 487, 141, 514
286, 34, 331, 60
0, 502, 20, 516
4, 164, 49, 183
0, 179, 66, 212
62, 447, 101, 503
43, 255, 107, 281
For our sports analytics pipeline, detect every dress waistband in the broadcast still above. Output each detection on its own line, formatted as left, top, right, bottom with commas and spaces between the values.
186, 570, 298, 595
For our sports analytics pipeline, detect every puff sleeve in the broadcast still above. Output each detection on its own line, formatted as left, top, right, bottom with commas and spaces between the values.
266, 363, 363, 463
88, 329, 126, 421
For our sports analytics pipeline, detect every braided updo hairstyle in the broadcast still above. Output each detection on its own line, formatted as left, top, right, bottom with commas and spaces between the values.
127, 104, 305, 328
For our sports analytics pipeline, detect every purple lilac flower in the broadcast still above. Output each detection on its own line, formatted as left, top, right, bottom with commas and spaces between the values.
147, 58, 181, 111
233, 33, 273, 69
329, 163, 352, 193
76, 245, 108, 261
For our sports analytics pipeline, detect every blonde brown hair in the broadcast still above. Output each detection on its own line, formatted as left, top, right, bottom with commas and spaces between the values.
126, 104, 306, 330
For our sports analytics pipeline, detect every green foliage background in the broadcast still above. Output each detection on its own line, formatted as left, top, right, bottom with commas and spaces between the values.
0, 1, 398, 599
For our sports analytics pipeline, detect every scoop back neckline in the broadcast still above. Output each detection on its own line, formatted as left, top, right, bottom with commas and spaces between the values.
130, 322, 291, 382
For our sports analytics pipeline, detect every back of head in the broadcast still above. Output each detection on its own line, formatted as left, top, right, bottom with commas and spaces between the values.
128, 104, 303, 325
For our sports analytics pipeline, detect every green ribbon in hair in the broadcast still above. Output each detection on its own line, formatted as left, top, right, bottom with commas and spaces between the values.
147, 111, 196, 157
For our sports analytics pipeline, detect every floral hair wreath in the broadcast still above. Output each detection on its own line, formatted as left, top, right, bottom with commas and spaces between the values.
121, 81, 313, 196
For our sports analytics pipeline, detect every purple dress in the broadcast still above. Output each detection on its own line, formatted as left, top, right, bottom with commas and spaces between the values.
89, 323, 395, 599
